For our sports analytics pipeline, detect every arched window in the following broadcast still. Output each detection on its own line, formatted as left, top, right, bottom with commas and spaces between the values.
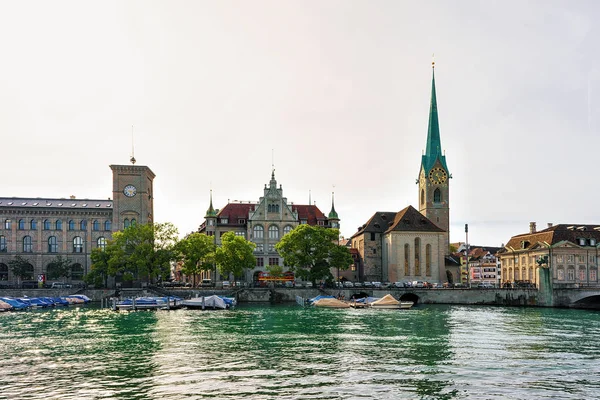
71, 263, 84, 280
0, 235, 6, 252
80, 220, 87, 231
92, 220, 100, 231
426, 244, 431, 276
104, 220, 111, 231
414, 238, 421, 275
68, 220, 75, 230
56, 220, 63, 230
0, 263, 8, 281
97, 237, 106, 250
124, 219, 130, 229
23, 236, 33, 252
4, 219, 11, 230
283, 225, 293, 236
43, 219, 51, 230
268, 204, 272, 212
253, 225, 264, 239
421, 189, 425, 205
18, 219, 25, 230
404, 243, 410, 276
73, 236, 83, 253
268, 225, 279, 240
48, 236, 58, 253
433, 188, 441, 203
131, 219, 136, 226
30, 219, 37, 230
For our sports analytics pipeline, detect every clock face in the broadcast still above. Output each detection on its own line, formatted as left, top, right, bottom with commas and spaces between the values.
428, 167, 448, 185
123, 185, 137, 197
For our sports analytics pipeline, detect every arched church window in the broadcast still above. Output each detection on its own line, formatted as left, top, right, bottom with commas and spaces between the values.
253, 225, 264, 239
421, 189, 425, 205
404, 244, 410, 276
434, 188, 441, 203
426, 244, 431, 276
414, 238, 421, 275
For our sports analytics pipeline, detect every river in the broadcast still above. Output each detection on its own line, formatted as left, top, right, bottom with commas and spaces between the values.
0, 304, 599, 399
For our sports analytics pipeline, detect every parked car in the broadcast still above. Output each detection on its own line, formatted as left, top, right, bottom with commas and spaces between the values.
343, 281, 354, 288
372, 282, 382, 289
200, 279, 213, 287
412, 281, 425, 288
305, 282, 313, 288
222, 281, 230, 289
363, 281, 373, 288
353, 282, 363, 288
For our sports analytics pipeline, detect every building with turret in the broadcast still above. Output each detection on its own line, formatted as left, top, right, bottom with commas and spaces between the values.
198, 170, 339, 282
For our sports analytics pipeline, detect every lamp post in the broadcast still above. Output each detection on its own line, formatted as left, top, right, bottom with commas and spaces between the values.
465, 224, 470, 288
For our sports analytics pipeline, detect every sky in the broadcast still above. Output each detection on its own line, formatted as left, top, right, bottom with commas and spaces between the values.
1, 1, 599, 247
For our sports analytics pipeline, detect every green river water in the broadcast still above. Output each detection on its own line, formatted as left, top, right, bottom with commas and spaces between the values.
0, 304, 599, 399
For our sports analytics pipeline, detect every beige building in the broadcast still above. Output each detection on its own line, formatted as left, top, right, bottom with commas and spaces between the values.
0, 162, 155, 286
499, 222, 600, 288
198, 170, 339, 282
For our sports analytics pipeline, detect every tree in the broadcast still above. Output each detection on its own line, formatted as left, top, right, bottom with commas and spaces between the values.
8, 255, 33, 283
102, 222, 180, 283
46, 255, 73, 281
175, 232, 216, 287
275, 225, 353, 284
86, 246, 116, 288
215, 231, 256, 279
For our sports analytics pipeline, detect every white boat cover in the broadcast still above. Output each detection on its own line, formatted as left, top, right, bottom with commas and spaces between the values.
313, 298, 350, 308
371, 294, 400, 306
184, 295, 227, 309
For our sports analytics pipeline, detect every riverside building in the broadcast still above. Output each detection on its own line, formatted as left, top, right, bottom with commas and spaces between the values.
0, 161, 155, 285
351, 62, 452, 284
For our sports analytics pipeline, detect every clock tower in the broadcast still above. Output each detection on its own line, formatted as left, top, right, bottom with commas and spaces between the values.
418, 62, 450, 252
110, 163, 155, 231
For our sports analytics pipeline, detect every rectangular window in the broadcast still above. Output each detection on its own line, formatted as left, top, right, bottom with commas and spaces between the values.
567, 255, 574, 263
256, 243, 263, 252
578, 268, 586, 282
318, 221, 324, 226
268, 244, 275, 252
578, 255, 585, 263
557, 255, 564, 263
557, 269, 565, 280
256, 257, 264, 267
370, 232, 375, 241
220, 218, 228, 224
590, 255, 596, 264
268, 257, 279, 266
238, 219, 246, 224
567, 269, 575, 281
590, 269, 597, 281
300, 220, 307, 224
235, 231, 245, 237
372, 248, 376, 255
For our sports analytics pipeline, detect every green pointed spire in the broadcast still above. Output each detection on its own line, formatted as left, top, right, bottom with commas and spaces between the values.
205, 190, 217, 217
421, 63, 449, 174
328, 192, 339, 219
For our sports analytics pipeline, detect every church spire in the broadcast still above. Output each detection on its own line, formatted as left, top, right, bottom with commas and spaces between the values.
328, 191, 339, 219
421, 60, 449, 174
205, 189, 217, 217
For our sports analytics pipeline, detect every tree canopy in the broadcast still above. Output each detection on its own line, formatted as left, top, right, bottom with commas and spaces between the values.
46, 255, 73, 280
275, 225, 352, 283
215, 231, 256, 279
8, 255, 34, 282
175, 232, 216, 287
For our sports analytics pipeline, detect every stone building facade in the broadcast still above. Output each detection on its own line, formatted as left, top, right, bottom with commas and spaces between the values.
198, 170, 339, 282
498, 222, 600, 288
0, 163, 155, 285
350, 64, 452, 284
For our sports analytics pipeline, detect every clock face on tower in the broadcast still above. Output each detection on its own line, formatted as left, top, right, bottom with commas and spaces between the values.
123, 184, 137, 197
428, 167, 448, 185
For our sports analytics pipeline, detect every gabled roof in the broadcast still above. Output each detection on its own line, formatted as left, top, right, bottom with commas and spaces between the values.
292, 205, 326, 225
216, 203, 254, 221
386, 205, 445, 234
505, 224, 600, 251
352, 205, 444, 239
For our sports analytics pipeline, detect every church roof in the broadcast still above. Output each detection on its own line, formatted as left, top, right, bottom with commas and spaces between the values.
352, 206, 443, 238
421, 66, 449, 174
504, 224, 600, 251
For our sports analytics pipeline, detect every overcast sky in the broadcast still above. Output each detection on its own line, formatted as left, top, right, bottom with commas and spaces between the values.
1, 1, 598, 246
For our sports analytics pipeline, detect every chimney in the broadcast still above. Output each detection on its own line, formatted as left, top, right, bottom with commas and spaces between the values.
529, 222, 536, 233
547, 223, 553, 228
70, 195, 76, 200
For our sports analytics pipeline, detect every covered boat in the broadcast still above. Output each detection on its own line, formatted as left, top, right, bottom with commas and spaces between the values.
313, 298, 350, 308
0, 299, 12, 312
183, 295, 228, 310
370, 294, 413, 309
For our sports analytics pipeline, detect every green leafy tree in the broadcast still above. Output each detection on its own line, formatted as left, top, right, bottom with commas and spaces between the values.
175, 232, 216, 287
103, 222, 180, 283
275, 225, 353, 284
86, 245, 116, 288
215, 231, 256, 279
46, 255, 73, 281
266, 264, 284, 278
8, 255, 33, 283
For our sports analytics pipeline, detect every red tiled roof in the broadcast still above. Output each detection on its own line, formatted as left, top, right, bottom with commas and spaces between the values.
292, 204, 326, 225
217, 203, 254, 221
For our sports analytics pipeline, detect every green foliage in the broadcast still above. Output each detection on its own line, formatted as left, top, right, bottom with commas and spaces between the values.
275, 225, 352, 283
175, 232, 216, 287
215, 232, 256, 279
266, 264, 283, 278
8, 255, 33, 281
95, 222, 179, 282
46, 255, 73, 280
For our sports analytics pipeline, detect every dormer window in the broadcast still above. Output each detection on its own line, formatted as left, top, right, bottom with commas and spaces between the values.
221, 218, 228, 224
238, 219, 246, 224
579, 238, 586, 246
591, 239, 597, 246
300, 219, 308, 224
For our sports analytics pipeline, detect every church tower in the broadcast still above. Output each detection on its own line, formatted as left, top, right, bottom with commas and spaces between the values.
110, 161, 155, 231
418, 61, 450, 252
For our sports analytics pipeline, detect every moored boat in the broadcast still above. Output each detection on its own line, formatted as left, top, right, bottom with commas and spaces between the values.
183, 295, 231, 310
0, 299, 13, 312
313, 298, 350, 308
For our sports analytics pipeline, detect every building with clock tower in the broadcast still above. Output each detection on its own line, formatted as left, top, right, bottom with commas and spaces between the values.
418, 62, 450, 254
111, 162, 155, 231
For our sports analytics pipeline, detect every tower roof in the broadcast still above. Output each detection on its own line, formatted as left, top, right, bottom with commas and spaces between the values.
328, 192, 339, 220
421, 65, 449, 174
205, 190, 217, 217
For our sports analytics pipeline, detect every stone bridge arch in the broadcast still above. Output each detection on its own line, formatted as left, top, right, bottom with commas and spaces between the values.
400, 292, 420, 304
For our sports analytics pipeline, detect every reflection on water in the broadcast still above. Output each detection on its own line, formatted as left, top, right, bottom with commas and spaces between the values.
0, 304, 599, 399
